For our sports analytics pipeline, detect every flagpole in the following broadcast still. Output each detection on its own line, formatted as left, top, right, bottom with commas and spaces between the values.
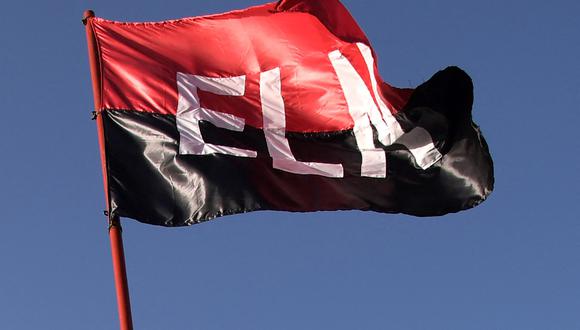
108, 216, 134, 330
83, 10, 134, 330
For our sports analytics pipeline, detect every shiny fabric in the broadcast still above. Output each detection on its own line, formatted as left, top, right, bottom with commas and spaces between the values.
103, 67, 493, 226
91, 0, 410, 132
88, 0, 494, 226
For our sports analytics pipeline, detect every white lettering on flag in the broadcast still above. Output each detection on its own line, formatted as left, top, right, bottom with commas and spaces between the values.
329, 49, 388, 178
356, 43, 405, 145
176, 47, 443, 177
260, 68, 344, 178
176, 73, 257, 158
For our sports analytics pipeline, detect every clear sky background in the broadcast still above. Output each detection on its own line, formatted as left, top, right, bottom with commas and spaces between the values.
0, 0, 579, 329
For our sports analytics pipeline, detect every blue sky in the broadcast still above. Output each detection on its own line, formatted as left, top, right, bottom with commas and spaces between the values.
0, 0, 579, 329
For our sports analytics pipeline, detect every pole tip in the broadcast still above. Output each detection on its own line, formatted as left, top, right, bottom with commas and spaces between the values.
82, 10, 95, 25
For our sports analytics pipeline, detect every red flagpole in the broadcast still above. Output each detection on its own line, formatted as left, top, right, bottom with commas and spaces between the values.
83, 10, 134, 330
108, 217, 134, 330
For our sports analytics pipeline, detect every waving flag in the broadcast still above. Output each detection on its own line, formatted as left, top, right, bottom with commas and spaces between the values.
84, 0, 494, 226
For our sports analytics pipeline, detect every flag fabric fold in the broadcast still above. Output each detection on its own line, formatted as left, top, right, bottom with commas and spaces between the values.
86, 0, 494, 226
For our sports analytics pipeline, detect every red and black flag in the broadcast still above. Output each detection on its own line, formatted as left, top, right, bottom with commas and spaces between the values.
84, 0, 493, 226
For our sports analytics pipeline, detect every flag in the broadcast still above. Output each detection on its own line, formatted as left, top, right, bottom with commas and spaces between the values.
84, 0, 494, 226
